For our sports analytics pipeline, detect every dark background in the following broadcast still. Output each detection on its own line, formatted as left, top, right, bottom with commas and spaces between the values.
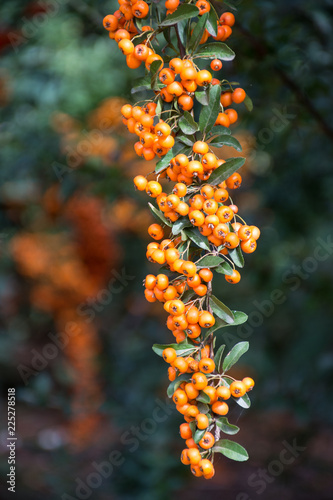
0, 0, 332, 499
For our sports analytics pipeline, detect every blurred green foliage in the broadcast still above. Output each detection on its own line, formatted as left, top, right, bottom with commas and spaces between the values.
0, 0, 332, 499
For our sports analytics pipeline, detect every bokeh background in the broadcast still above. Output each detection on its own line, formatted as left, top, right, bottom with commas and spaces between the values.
0, 0, 333, 499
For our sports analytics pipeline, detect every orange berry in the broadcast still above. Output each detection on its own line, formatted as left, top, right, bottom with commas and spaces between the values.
212, 401, 229, 415
243, 377, 255, 391
198, 268, 213, 282
216, 386, 231, 401
199, 432, 215, 449
199, 312, 215, 328
198, 357, 215, 374
230, 381, 247, 397
211, 59, 222, 71
196, 413, 209, 430
191, 372, 208, 390
180, 423, 192, 440
162, 348, 177, 363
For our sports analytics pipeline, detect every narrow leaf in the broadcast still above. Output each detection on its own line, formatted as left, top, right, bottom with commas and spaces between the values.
216, 417, 240, 435
197, 403, 210, 414
231, 310, 248, 326
214, 344, 226, 372
209, 125, 232, 136
203, 317, 229, 338
211, 295, 235, 323
155, 148, 174, 173
160, 4, 200, 25
148, 202, 171, 226
152, 343, 196, 357
172, 217, 192, 235
195, 255, 224, 268
222, 341, 249, 372
199, 84, 221, 135
213, 439, 249, 461
194, 428, 206, 444
178, 135, 195, 146
179, 110, 199, 135
208, 157, 245, 186
184, 227, 210, 251
188, 13, 208, 53
206, 5, 218, 37
195, 89, 209, 105
209, 135, 242, 151
244, 94, 253, 112
215, 261, 234, 275
196, 391, 211, 404
228, 246, 245, 268
196, 42, 235, 61
167, 373, 191, 397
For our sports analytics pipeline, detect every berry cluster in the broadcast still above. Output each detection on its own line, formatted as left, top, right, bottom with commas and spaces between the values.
103, 0, 259, 478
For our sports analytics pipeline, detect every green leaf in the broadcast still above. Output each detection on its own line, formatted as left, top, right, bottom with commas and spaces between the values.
244, 94, 253, 112
208, 125, 232, 137
204, 317, 229, 338
167, 373, 192, 397
223, 376, 251, 409
195, 89, 209, 106
199, 84, 222, 135
194, 428, 206, 444
132, 31, 150, 45
184, 227, 210, 251
148, 202, 172, 226
179, 111, 199, 135
178, 135, 195, 146
173, 141, 192, 156
172, 217, 192, 235
231, 310, 248, 326
180, 289, 196, 303
195, 255, 224, 268
196, 42, 235, 61
155, 148, 174, 174
189, 421, 197, 435
188, 13, 208, 54
131, 75, 151, 94
222, 341, 249, 372
213, 439, 248, 461
209, 135, 242, 151
206, 5, 218, 37
196, 391, 211, 404
152, 343, 196, 357
150, 59, 163, 90
211, 295, 235, 323
208, 157, 245, 186
177, 20, 187, 47
216, 417, 240, 435
228, 246, 245, 268
214, 344, 226, 372
197, 402, 210, 414
215, 261, 234, 275
155, 97, 163, 118
160, 4, 200, 26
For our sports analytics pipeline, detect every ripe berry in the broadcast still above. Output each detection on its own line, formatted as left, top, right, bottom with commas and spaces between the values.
162, 348, 177, 363
230, 381, 247, 397
199, 432, 215, 449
